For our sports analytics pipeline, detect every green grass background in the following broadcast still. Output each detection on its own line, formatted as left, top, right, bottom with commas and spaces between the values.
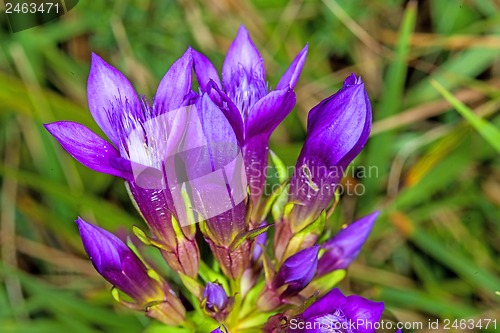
0, 0, 499, 332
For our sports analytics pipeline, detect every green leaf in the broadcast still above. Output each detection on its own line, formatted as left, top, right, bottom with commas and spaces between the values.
230, 224, 272, 251
431, 80, 500, 152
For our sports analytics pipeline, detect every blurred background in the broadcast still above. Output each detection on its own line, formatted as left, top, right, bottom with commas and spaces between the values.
0, 0, 499, 332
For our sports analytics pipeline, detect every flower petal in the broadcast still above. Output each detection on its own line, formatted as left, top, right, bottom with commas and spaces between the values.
76, 217, 127, 273
44, 121, 131, 179
317, 211, 379, 275
222, 25, 265, 90
193, 50, 222, 92
154, 47, 194, 113
302, 77, 372, 170
203, 282, 228, 311
276, 44, 309, 90
245, 88, 296, 138
87, 53, 141, 147
243, 133, 269, 205
206, 81, 244, 145
343, 294, 384, 333
274, 245, 319, 295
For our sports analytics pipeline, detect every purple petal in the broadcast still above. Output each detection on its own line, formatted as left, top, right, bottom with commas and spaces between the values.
75, 217, 157, 301
154, 47, 194, 113
274, 245, 319, 294
222, 25, 265, 90
317, 211, 379, 275
203, 282, 228, 311
343, 294, 384, 333
187, 94, 241, 178
206, 81, 245, 145
243, 133, 269, 205
276, 44, 309, 90
288, 75, 371, 230
87, 53, 141, 147
245, 88, 296, 139
44, 121, 131, 179
303, 288, 348, 320
304, 75, 371, 170
76, 217, 128, 272
193, 50, 222, 92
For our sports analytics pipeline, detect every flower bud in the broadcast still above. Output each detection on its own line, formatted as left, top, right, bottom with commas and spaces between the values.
287, 74, 372, 232
274, 245, 319, 296
203, 282, 229, 314
317, 212, 378, 276
76, 217, 185, 325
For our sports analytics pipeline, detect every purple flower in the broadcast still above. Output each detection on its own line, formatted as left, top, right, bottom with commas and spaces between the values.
317, 212, 379, 276
45, 49, 201, 277
76, 217, 158, 301
293, 288, 384, 333
287, 74, 372, 232
203, 282, 229, 313
274, 245, 319, 296
193, 25, 308, 215
273, 74, 372, 263
75, 217, 185, 325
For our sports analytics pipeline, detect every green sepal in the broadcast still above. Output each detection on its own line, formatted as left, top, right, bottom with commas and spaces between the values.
132, 225, 171, 251
179, 273, 204, 300
239, 279, 266, 319
126, 235, 154, 269
326, 186, 341, 219
132, 225, 153, 246
237, 311, 279, 331
230, 224, 273, 251
261, 250, 276, 285
285, 210, 326, 258
257, 180, 289, 224
178, 184, 199, 234
271, 183, 291, 222
309, 269, 346, 293
171, 214, 187, 240
110, 286, 141, 310
269, 150, 289, 184
147, 269, 163, 284
111, 286, 121, 303
198, 261, 229, 293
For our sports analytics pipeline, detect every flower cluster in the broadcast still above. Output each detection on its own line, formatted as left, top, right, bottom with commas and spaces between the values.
45, 26, 385, 332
